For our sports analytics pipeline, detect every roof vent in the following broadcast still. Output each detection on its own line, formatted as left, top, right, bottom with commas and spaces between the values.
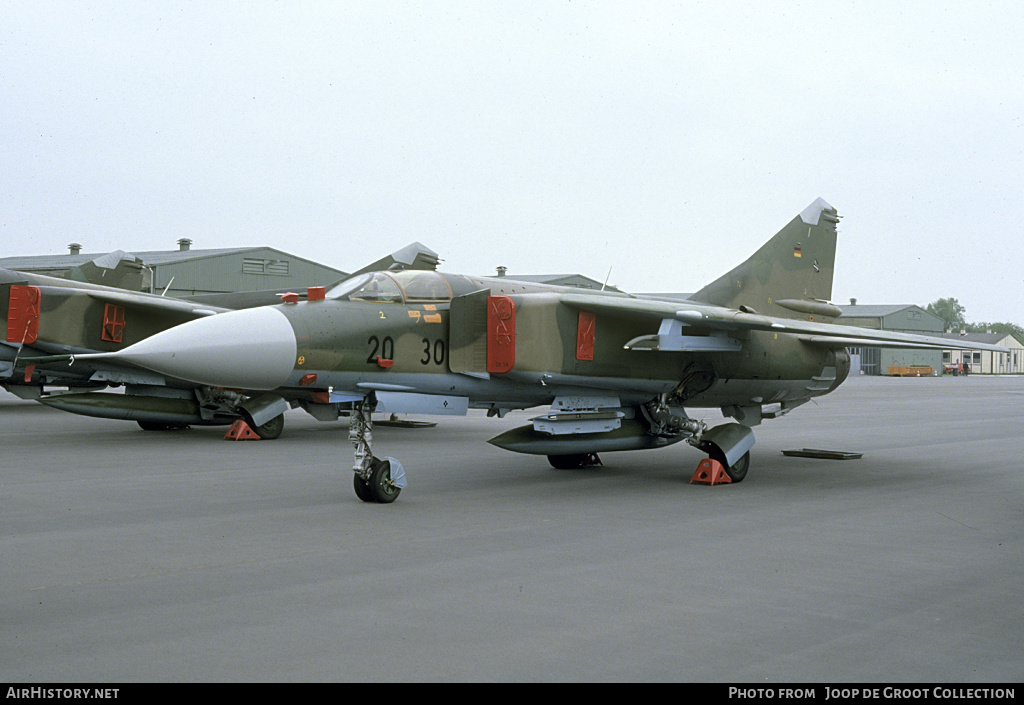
496, 266, 507, 278
177, 238, 192, 251
68, 243, 82, 255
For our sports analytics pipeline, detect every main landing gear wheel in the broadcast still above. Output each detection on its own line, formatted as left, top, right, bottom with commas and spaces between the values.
354, 457, 402, 504
240, 412, 285, 440
707, 448, 750, 482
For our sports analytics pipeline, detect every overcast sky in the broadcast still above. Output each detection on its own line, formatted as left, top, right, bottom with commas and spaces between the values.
3, 1, 1022, 324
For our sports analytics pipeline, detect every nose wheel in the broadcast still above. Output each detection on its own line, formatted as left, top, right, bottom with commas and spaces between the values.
353, 457, 403, 503
349, 396, 406, 503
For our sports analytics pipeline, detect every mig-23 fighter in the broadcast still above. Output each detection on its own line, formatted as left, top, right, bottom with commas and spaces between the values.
12, 199, 1004, 503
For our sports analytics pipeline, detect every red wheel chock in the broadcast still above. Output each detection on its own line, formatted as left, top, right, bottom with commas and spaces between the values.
223, 420, 261, 440
689, 458, 732, 485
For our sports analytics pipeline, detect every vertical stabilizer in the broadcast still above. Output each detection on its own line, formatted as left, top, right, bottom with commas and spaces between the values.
691, 198, 842, 320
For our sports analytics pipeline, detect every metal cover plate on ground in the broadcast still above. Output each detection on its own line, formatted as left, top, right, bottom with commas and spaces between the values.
782, 448, 863, 460
376, 418, 438, 428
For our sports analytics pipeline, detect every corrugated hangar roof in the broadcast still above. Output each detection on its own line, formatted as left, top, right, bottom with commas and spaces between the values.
492, 272, 622, 292
838, 304, 924, 317
942, 332, 1008, 345
0, 246, 332, 271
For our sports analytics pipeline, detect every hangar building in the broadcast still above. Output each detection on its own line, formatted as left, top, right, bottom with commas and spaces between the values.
491, 267, 622, 292
0, 240, 347, 298
837, 304, 945, 375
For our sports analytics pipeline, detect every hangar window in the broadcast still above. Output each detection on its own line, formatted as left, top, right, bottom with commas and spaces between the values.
243, 258, 290, 276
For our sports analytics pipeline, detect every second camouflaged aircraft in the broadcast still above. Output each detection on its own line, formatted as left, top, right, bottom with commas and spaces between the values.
1, 243, 441, 437
15, 199, 1005, 502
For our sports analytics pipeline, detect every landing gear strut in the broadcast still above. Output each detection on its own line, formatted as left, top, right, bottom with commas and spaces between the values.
349, 396, 406, 503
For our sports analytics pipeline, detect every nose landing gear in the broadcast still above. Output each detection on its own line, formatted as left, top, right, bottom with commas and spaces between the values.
349, 396, 406, 503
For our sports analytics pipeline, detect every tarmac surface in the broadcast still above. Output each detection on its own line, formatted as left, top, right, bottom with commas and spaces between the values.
2, 375, 1022, 682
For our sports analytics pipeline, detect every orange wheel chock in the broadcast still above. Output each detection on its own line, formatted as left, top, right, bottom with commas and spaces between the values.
223, 420, 261, 441
690, 458, 732, 485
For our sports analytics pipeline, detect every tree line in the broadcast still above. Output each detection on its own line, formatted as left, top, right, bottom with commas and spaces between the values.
925, 297, 1024, 342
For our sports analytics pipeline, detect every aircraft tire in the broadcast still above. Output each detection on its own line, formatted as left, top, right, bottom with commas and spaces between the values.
248, 413, 285, 440
353, 473, 375, 502
706, 446, 750, 483
723, 450, 750, 482
368, 458, 401, 503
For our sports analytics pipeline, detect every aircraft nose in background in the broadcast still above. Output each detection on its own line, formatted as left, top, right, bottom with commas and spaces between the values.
113, 307, 298, 390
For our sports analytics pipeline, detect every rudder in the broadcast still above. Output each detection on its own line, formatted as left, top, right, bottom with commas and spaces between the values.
690, 197, 841, 320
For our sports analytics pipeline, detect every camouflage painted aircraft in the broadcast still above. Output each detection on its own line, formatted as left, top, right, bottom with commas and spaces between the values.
1, 243, 441, 437
10, 198, 1003, 503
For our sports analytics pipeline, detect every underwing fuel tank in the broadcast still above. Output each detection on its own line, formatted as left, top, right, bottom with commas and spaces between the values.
37, 392, 233, 426
488, 419, 685, 456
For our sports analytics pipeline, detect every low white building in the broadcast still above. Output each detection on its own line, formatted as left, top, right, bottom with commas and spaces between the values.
943, 332, 1024, 374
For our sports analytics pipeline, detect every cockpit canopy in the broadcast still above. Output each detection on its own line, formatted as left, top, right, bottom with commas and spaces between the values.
327, 270, 452, 303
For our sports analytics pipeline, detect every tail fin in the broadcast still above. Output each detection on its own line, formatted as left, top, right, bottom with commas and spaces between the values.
690, 197, 841, 320
65, 251, 147, 291
349, 242, 441, 277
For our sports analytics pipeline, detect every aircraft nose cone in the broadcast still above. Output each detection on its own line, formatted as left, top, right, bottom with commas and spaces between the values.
114, 307, 297, 390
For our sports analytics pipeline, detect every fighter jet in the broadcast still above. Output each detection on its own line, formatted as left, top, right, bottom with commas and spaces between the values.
12, 199, 1005, 502
1, 243, 441, 437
